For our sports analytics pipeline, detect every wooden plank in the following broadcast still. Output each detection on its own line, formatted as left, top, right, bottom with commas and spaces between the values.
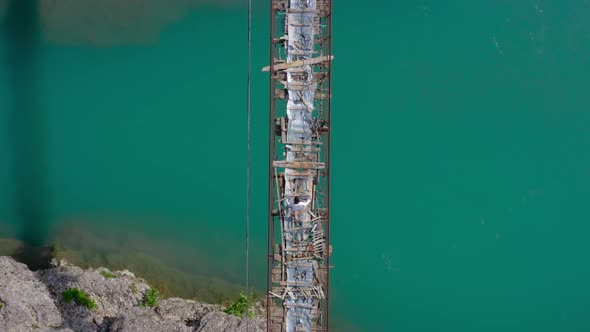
283, 303, 313, 309
288, 256, 317, 262
286, 146, 321, 152
285, 262, 313, 268
289, 22, 314, 28
279, 281, 314, 287
273, 161, 325, 169
286, 8, 317, 13
280, 117, 287, 143
262, 55, 334, 72
280, 140, 322, 145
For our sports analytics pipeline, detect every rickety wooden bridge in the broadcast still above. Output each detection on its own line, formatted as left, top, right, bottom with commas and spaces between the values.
264, 1, 333, 331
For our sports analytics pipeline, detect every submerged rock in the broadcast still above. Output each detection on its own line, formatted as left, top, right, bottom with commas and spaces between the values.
0, 0, 243, 46
0, 256, 264, 332
0, 238, 23, 257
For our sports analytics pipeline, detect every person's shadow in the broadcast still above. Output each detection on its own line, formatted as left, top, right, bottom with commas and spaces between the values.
3, 0, 52, 270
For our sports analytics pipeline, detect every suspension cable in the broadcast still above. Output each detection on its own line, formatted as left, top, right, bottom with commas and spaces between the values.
245, 0, 252, 326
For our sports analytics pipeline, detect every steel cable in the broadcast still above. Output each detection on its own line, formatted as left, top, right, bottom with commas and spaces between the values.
245, 0, 252, 327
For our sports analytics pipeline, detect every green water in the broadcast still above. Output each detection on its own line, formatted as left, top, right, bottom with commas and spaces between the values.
2, 1, 590, 331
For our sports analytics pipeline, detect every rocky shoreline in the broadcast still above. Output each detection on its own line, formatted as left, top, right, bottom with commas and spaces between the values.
0, 256, 264, 332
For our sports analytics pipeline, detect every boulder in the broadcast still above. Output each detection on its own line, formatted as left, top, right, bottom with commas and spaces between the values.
0, 257, 64, 331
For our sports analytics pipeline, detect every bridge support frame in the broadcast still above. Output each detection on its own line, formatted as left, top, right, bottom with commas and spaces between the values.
266, 1, 332, 331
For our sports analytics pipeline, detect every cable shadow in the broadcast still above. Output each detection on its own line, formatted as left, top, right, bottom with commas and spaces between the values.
4, 0, 52, 269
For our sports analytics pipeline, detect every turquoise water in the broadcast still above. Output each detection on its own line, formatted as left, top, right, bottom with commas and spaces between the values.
2, 1, 590, 331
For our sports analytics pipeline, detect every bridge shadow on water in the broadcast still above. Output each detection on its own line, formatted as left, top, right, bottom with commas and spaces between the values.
3, 0, 52, 270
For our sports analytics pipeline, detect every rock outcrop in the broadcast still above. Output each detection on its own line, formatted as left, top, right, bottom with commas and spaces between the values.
0, 257, 264, 332
0, 257, 64, 332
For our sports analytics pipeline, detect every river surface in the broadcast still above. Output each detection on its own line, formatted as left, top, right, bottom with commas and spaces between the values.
2, 1, 590, 331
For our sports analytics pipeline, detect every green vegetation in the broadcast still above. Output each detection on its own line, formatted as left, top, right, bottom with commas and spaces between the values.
32, 324, 40, 329
130, 283, 138, 294
140, 288, 160, 307
100, 270, 117, 279
223, 292, 254, 318
0, 301, 4, 309
62, 288, 97, 310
